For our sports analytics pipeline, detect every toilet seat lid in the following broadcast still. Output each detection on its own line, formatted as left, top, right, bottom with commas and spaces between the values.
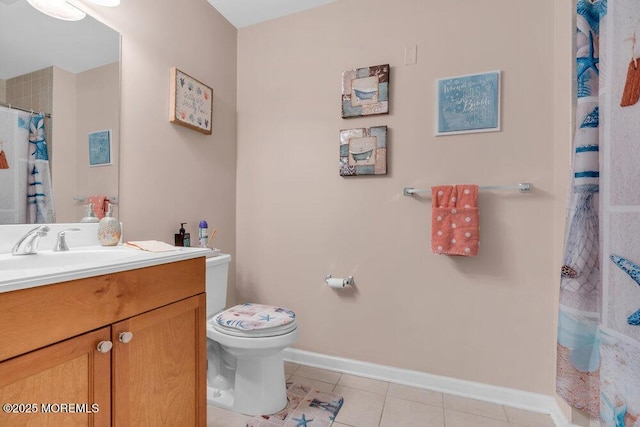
212, 303, 296, 337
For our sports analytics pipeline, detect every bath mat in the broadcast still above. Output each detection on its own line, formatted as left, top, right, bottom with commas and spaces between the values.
246, 382, 344, 427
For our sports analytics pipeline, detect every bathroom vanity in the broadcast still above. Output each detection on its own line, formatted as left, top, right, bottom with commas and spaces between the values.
0, 225, 209, 427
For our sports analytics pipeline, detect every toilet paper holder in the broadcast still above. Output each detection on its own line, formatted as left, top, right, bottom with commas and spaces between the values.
325, 274, 354, 287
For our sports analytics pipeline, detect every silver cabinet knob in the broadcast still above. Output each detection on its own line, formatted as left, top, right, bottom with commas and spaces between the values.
119, 331, 133, 344
96, 340, 113, 353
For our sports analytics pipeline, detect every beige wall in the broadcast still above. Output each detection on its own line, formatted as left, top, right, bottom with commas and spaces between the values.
237, 0, 564, 395
75, 0, 238, 300
553, 0, 575, 420
63, 0, 573, 401
50, 63, 119, 223
52, 67, 77, 223
74, 62, 120, 220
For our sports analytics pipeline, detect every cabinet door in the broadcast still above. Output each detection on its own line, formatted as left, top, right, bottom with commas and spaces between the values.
112, 294, 206, 427
0, 327, 111, 427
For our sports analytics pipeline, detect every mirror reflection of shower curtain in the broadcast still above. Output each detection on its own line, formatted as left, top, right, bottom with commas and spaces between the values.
0, 107, 54, 224
27, 113, 54, 223
0, 107, 30, 224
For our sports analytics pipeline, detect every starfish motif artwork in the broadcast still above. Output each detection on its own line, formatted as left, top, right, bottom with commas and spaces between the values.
610, 255, 640, 325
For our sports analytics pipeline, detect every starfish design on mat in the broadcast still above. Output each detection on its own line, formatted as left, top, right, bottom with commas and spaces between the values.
610, 255, 640, 326
292, 414, 313, 426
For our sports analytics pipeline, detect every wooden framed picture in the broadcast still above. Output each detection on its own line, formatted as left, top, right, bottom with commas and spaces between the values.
339, 126, 387, 176
341, 64, 389, 118
169, 67, 213, 135
435, 70, 501, 136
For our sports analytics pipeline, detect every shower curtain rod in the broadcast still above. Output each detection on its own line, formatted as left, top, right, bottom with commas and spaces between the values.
0, 102, 52, 118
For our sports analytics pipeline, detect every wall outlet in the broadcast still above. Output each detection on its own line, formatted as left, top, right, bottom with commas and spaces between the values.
404, 45, 417, 65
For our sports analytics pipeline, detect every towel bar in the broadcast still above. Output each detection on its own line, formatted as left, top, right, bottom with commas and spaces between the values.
73, 196, 119, 204
403, 183, 533, 196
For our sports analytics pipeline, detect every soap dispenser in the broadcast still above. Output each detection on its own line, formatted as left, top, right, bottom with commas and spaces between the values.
98, 202, 121, 246
175, 223, 191, 247
80, 204, 100, 223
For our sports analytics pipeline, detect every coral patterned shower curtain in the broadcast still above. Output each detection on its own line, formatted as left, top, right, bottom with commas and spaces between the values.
557, 0, 640, 425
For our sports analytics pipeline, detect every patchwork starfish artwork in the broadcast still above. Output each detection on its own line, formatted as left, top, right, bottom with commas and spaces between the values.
247, 382, 344, 427
610, 255, 640, 325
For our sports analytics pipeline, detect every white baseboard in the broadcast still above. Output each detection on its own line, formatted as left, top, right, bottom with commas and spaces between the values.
283, 348, 579, 427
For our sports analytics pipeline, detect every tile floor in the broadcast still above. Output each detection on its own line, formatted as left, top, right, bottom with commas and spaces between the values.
207, 362, 556, 427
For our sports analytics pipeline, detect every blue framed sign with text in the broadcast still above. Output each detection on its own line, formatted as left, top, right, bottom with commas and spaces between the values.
435, 71, 501, 136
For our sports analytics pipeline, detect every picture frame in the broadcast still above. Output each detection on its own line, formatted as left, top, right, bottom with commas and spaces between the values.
341, 64, 389, 118
169, 67, 213, 135
340, 126, 387, 176
435, 70, 501, 136
88, 130, 111, 167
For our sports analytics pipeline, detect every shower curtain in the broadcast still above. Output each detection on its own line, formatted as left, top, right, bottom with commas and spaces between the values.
557, 0, 640, 425
27, 113, 55, 223
0, 107, 54, 224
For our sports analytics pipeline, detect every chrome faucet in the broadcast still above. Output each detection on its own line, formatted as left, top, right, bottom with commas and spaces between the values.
12, 225, 50, 255
53, 228, 81, 252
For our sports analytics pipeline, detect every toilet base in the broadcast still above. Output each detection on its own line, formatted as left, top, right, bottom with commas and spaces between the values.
207, 352, 288, 416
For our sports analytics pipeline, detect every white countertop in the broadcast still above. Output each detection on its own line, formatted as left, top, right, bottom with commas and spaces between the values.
0, 245, 212, 294
0, 223, 217, 294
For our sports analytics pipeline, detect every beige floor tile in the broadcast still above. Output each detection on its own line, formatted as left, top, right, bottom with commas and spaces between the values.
333, 385, 385, 427
207, 404, 253, 427
332, 423, 354, 427
284, 361, 299, 377
337, 373, 389, 395
443, 394, 507, 421
379, 396, 445, 427
387, 383, 443, 407
445, 409, 509, 427
504, 406, 556, 427
288, 374, 338, 393
295, 365, 342, 384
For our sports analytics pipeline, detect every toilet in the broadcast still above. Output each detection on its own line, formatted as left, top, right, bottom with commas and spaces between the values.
205, 253, 299, 416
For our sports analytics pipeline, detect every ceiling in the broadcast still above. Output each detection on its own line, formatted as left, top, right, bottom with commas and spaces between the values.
206, 0, 339, 28
0, 0, 336, 80
0, 0, 119, 80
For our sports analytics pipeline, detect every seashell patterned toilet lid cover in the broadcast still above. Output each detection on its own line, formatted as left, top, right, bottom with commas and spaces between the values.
215, 303, 296, 331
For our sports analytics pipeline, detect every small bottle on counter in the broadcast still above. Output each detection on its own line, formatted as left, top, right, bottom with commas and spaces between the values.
80, 204, 99, 223
175, 223, 190, 247
98, 202, 121, 246
198, 220, 208, 248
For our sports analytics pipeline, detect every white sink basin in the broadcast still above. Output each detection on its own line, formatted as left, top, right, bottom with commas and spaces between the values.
0, 247, 137, 271
0, 239, 210, 294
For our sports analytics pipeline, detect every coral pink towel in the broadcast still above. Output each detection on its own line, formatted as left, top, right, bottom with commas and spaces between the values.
431, 185, 479, 256
87, 195, 107, 219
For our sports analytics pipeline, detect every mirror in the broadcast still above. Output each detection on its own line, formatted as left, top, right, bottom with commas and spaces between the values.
0, 0, 120, 224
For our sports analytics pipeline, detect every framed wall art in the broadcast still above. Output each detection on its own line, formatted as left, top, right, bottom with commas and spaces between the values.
340, 126, 387, 176
169, 67, 213, 135
88, 130, 111, 167
435, 70, 501, 136
341, 64, 389, 118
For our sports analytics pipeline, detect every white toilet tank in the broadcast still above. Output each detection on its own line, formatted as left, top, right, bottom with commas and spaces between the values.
205, 253, 232, 318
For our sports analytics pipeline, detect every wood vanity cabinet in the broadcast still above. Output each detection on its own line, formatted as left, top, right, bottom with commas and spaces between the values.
0, 257, 207, 427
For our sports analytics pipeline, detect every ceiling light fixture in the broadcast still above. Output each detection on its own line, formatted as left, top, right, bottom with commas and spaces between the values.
85, 0, 120, 6
26, 0, 120, 22
27, 0, 86, 21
